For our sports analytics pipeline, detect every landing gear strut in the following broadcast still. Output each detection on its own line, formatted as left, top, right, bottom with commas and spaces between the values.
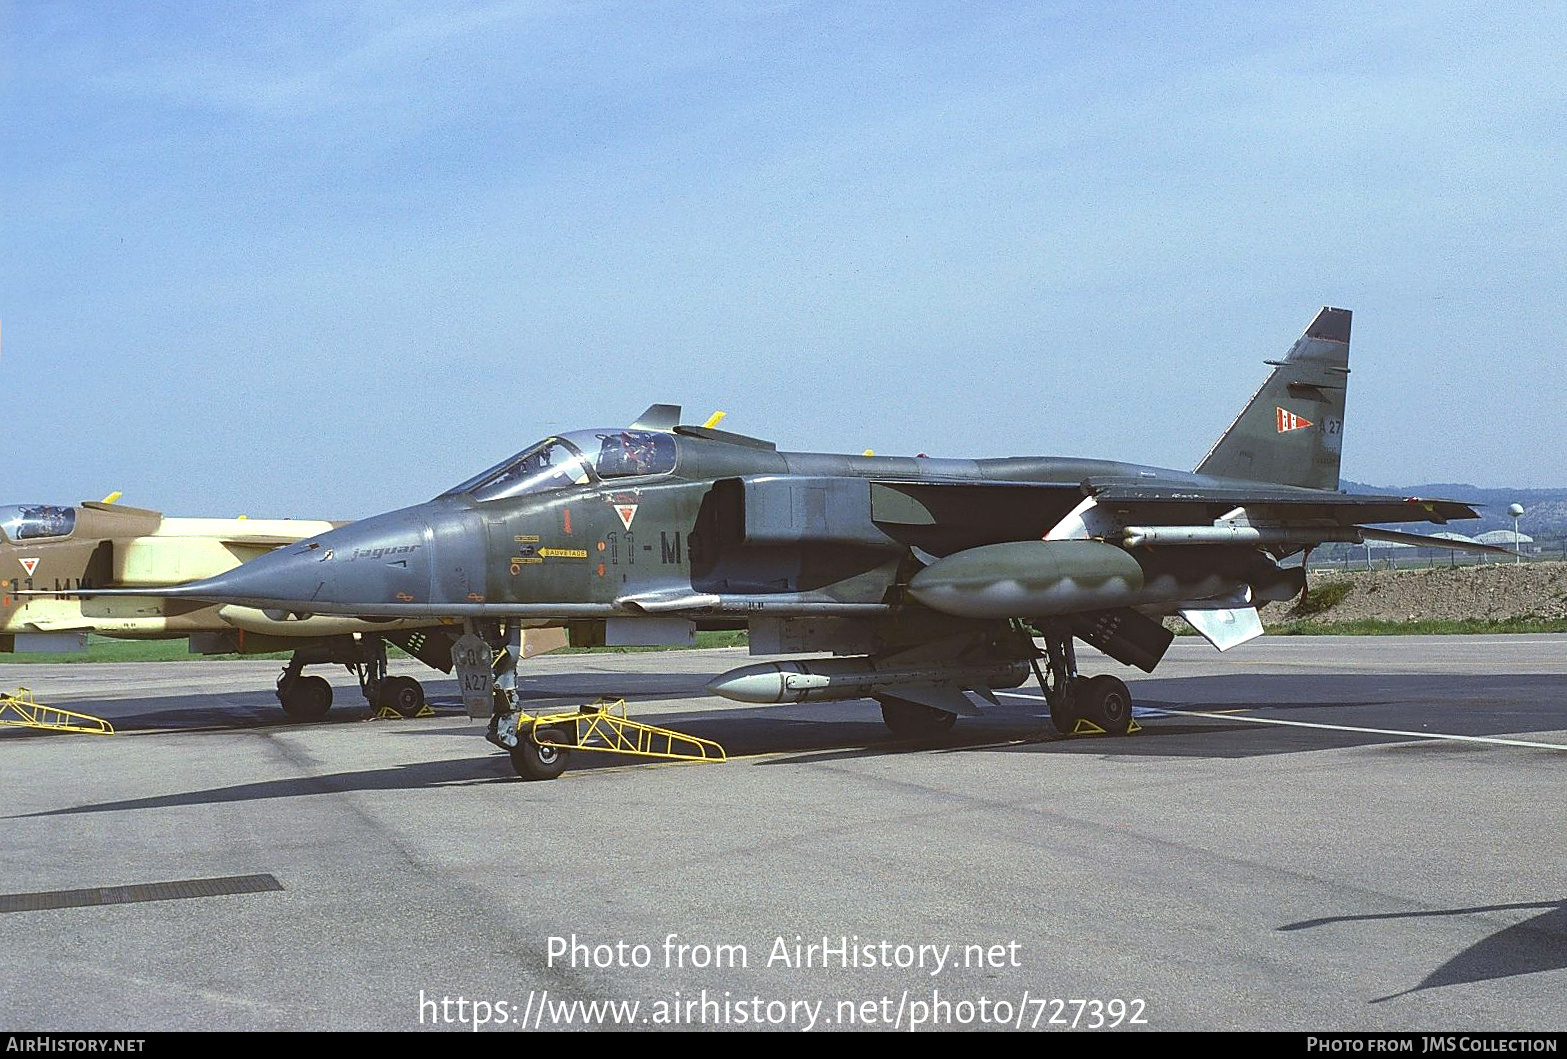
483, 623, 570, 780
275, 634, 429, 721
1030, 620, 1134, 736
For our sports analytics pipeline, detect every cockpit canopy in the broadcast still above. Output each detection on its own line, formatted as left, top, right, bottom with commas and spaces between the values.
0, 504, 77, 542
441, 429, 677, 503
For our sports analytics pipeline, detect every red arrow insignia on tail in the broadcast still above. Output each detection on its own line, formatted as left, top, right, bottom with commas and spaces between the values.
1275, 407, 1314, 433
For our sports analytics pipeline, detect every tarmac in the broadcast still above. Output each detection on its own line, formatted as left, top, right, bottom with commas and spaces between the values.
2, 635, 1565, 1032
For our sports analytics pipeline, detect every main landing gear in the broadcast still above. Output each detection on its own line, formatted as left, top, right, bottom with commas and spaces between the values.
275, 634, 429, 721
1031, 620, 1136, 737
277, 671, 334, 721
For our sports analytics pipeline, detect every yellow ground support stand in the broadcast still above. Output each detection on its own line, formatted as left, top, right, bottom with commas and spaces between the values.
528, 698, 726, 765
0, 688, 115, 735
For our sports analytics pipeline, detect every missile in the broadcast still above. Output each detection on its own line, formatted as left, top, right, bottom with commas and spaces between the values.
705, 656, 1029, 706
1120, 525, 1362, 547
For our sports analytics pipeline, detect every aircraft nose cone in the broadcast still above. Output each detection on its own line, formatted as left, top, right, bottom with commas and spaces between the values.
166, 506, 436, 612
311, 508, 435, 608
171, 541, 337, 610
295, 508, 435, 610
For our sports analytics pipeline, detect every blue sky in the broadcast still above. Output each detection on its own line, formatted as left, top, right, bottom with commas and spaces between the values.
3, 2, 1564, 517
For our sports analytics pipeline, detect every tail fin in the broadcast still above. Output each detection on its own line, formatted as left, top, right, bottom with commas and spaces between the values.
1195, 306, 1351, 490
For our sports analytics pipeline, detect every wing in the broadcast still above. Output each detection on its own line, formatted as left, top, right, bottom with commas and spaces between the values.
1078, 476, 1497, 552
898, 475, 1497, 664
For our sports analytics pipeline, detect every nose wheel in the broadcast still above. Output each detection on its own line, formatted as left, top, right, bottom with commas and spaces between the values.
509, 727, 572, 781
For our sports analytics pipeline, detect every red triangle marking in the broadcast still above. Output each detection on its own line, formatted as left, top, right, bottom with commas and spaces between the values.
1275, 407, 1314, 433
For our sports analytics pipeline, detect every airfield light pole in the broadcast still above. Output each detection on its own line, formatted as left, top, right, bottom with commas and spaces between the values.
1508, 503, 1524, 565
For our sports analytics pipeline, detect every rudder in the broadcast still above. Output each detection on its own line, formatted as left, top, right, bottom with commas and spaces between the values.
1195, 307, 1351, 490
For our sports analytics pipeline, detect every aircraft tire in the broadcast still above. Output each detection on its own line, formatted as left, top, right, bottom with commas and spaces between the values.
510, 726, 571, 781
380, 675, 426, 717
878, 696, 958, 741
281, 675, 332, 722
1077, 675, 1133, 736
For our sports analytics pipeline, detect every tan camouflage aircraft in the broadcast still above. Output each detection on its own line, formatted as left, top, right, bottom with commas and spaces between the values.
0, 501, 456, 717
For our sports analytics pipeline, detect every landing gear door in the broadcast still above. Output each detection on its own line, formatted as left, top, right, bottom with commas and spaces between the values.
452, 632, 495, 719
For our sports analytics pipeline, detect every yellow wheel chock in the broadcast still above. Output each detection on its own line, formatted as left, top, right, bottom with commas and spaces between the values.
525, 698, 725, 766
0, 688, 115, 735
371, 702, 436, 720
1068, 717, 1142, 737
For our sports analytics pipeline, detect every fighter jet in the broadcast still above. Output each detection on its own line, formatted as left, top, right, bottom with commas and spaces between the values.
0, 500, 454, 717
68, 308, 1503, 776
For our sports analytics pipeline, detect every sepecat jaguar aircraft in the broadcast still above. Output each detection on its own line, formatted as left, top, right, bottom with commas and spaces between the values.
66, 308, 1504, 776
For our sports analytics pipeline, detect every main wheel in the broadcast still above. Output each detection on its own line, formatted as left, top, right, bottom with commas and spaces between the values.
1076, 675, 1133, 735
280, 675, 332, 721
509, 726, 572, 781
379, 675, 426, 717
878, 696, 958, 740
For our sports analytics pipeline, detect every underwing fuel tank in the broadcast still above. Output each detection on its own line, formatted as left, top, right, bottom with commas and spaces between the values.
705, 657, 1030, 705
907, 539, 1265, 619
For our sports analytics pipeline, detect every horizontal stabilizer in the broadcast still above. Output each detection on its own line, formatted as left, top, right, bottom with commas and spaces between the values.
1358, 527, 1515, 556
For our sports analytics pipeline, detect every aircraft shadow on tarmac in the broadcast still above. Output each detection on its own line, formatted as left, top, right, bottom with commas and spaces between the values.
11, 668, 1561, 750
0, 672, 726, 738
13, 668, 1567, 820
1280, 901, 1567, 1001
753, 668, 1567, 768
10, 756, 521, 818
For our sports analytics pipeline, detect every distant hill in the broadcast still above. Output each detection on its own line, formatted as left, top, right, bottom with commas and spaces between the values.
1340, 480, 1567, 539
